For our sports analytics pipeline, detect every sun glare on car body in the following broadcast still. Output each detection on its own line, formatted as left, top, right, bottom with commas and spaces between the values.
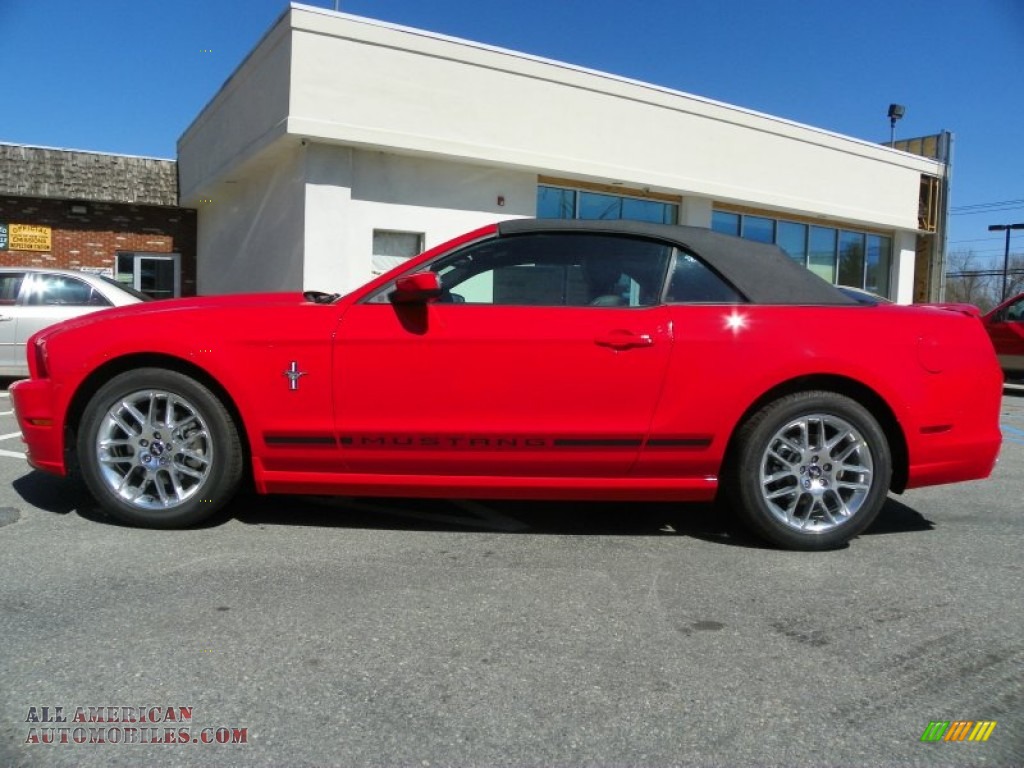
724, 309, 749, 334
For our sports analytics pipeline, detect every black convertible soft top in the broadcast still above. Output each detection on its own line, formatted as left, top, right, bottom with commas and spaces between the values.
497, 218, 857, 306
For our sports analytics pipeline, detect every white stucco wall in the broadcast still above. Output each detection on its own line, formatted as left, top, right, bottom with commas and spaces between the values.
893, 232, 919, 304
284, 5, 942, 232
196, 143, 306, 294
178, 14, 293, 205
302, 145, 535, 294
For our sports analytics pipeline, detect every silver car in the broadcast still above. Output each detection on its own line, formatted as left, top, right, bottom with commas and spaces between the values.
0, 268, 149, 376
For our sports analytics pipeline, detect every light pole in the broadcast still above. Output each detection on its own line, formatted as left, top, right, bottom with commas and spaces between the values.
988, 223, 1024, 302
888, 104, 905, 147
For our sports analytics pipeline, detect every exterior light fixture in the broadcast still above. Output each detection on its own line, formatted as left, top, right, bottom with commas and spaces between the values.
988, 223, 1024, 302
888, 104, 906, 147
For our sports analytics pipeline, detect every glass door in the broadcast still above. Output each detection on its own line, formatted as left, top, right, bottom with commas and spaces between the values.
117, 253, 181, 299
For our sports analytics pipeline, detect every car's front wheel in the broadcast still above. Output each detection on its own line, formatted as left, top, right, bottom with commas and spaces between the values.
726, 391, 892, 550
76, 368, 243, 528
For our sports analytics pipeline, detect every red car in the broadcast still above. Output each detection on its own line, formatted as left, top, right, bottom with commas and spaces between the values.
981, 292, 1024, 380
10, 220, 1004, 550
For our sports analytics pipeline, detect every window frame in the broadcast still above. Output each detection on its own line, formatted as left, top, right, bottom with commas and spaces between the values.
371, 229, 426, 277
662, 249, 748, 305
537, 183, 679, 225
365, 232, 681, 309
0, 272, 26, 305
116, 251, 182, 299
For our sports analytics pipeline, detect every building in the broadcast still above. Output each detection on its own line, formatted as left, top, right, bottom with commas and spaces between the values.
0, 143, 196, 298
177, 4, 950, 304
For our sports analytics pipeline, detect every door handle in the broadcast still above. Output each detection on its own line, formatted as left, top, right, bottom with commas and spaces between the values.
595, 330, 655, 350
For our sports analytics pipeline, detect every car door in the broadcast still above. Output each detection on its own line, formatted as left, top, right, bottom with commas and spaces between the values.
986, 295, 1024, 375
333, 231, 674, 477
632, 250, 749, 478
0, 272, 27, 373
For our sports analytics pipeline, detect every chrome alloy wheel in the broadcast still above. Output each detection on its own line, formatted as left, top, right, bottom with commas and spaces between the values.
758, 413, 874, 534
94, 389, 213, 510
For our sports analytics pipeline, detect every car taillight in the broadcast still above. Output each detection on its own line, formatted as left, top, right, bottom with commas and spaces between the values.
31, 338, 49, 379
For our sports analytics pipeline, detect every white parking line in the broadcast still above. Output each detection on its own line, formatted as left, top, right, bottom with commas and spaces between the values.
0, 431, 23, 441
0, 410, 12, 416
0, 448, 25, 459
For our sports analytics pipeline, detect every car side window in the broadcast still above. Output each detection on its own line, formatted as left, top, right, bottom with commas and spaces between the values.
666, 252, 746, 304
0, 274, 25, 305
420, 233, 673, 308
24, 274, 109, 307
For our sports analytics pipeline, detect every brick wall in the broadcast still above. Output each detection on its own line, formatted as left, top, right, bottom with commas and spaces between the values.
0, 195, 197, 295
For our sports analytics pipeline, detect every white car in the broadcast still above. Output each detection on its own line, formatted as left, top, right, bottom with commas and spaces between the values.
0, 268, 149, 377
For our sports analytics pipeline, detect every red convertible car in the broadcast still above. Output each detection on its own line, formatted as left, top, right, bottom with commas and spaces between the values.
982, 292, 1024, 380
10, 220, 1004, 550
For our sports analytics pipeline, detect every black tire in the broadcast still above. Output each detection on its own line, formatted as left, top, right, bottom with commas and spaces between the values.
76, 368, 243, 528
725, 391, 892, 551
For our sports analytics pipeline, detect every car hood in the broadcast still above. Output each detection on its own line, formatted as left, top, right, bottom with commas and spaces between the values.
38, 292, 315, 338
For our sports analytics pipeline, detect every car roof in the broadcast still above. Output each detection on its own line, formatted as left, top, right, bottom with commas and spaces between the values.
0, 267, 147, 300
497, 219, 857, 305
0, 267, 107, 278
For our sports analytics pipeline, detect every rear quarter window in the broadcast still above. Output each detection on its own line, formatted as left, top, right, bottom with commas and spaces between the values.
666, 252, 745, 303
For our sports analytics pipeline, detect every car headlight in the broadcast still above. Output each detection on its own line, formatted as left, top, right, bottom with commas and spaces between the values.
31, 337, 49, 379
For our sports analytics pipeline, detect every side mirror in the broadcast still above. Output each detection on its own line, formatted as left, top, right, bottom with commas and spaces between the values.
391, 272, 442, 304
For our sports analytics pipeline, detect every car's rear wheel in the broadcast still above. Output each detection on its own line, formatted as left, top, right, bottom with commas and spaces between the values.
76, 368, 243, 528
726, 391, 892, 550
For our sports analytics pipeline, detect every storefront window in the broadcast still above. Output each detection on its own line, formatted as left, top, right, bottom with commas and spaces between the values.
838, 231, 866, 288
537, 187, 576, 219
776, 221, 808, 265
865, 235, 892, 297
617, 195, 676, 224
372, 230, 424, 275
578, 192, 626, 221
741, 216, 775, 244
808, 226, 837, 283
712, 210, 893, 298
711, 211, 740, 236
537, 186, 677, 225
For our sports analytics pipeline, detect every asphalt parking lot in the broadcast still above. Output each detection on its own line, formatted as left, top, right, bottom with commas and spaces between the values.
0, 384, 1022, 767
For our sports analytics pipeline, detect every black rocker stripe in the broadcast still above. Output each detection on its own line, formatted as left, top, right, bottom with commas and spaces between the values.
553, 438, 643, 447
268, 434, 711, 450
645, 437, 713, 448
265, 434, 338, 447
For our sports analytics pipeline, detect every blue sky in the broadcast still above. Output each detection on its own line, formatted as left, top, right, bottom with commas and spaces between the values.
1, 0, 1021, 261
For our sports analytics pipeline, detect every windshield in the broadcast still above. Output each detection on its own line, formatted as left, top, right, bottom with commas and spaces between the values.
100, 275, 153, 301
